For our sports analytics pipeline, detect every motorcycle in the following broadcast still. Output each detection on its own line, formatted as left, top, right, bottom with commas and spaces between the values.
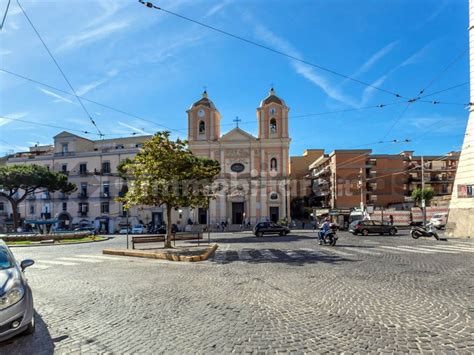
320, 223, 338, 246
410, 223, 440, 240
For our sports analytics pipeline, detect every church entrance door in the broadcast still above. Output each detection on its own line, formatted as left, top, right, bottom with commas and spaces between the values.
232, 202, 244, 224
269, 207, 279, 223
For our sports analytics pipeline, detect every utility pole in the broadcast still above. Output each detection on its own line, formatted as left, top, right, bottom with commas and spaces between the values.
421, 156, 426, 226
359, 168, 365, 212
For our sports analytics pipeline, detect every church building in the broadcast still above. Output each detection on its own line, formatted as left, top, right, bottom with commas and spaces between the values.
187, 88, 291, 225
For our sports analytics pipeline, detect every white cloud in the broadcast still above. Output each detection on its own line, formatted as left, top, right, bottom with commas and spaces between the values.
206, 0, 232, 17
400, 40, 437, 68
352, 41, 399, 78
359, 74, 389, 107
118, 122, 149, 135
0, 111, 29, 127
37, 88, 75, 104
254, 24, 357, 106
57, 21, 129, 52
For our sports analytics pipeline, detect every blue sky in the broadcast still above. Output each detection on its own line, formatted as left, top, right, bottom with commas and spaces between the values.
0, 0, 470, 157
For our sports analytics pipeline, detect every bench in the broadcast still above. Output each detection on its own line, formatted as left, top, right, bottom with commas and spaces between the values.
131, 232, 203, 249
131, 235, 165, 249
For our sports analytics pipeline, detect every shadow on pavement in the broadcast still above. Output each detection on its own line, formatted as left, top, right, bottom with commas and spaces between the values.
1, 311, 56, 354
212, 248, 358, 266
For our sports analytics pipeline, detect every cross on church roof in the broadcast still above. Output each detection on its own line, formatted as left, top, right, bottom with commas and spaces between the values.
233, 116, 241, 128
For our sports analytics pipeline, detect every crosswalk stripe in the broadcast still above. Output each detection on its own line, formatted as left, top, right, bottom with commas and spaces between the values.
282, 249, 304, 259
260, 249, 279, 259
403, 246, 459, 254
422, 245, 474, 253
237, 250, 253, 260
343, 247, 381, 256
39, 260, 78, 266
380, 246, 433, 254
371, 247, 404, 254
30, 264, 50, 270
76, 254, 123, 260
58, 257, 102, 263
321, 248, 354, 257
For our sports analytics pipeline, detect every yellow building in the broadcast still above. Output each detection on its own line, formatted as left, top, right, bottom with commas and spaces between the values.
187, 89, 291, 224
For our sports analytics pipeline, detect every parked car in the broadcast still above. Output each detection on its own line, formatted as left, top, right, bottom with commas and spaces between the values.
0, 240, 35, 342
118, 227, 131, 234
73, 227, 97, 235
253, 222, 290, 237
131, 225, 146, 234
349, 220, 397, 236
430, 213, 447, 229
152, 224, 178, 234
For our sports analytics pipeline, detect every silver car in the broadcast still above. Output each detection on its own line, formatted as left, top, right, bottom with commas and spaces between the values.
0, 240, 35, 342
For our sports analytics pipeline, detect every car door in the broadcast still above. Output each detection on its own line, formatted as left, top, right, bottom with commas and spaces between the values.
372, 221, 383, 234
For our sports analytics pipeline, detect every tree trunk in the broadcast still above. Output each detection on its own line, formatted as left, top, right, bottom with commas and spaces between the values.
11, 200, 19, 231
165, 204, 172, 248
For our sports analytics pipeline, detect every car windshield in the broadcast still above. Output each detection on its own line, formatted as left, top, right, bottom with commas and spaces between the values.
0, 247, 14, 270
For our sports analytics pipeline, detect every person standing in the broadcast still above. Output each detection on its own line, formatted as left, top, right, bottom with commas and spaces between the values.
389, 215, 394, 226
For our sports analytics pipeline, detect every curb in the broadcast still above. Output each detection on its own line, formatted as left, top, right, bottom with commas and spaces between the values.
103, 243, 218, 262
6, 237, 111, 248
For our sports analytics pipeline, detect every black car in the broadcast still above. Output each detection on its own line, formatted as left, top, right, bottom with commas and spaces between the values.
253, 222, 290, 237
349, 220, 397, 236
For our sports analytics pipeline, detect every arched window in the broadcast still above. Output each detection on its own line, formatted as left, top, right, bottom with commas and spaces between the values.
270, 158, 277, 171
269, 118, 277, 134
199, 121, 205, 134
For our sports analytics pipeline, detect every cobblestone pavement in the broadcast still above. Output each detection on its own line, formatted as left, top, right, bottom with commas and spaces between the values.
1, 231, 473, 354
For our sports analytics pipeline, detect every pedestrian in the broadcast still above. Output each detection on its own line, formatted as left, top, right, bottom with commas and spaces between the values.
302, 221, 306, 230
389, 215, 394, 226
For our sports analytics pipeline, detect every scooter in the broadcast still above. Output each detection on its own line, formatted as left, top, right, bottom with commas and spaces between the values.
410, 222, 440, 240
319, 224, 338, 246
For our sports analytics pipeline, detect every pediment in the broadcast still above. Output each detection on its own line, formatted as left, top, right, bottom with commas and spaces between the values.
220, 128, 257, 142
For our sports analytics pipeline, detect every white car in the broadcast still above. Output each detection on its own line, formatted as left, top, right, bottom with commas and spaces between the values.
430, 213, 447, 229
131, 225, 146, 234
118, 227, 131, 234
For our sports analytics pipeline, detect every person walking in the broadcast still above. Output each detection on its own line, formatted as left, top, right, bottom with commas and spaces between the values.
389, 215, 394, 226
302, 221, 306, 230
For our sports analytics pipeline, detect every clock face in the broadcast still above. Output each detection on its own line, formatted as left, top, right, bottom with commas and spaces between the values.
198, 109, 205, 117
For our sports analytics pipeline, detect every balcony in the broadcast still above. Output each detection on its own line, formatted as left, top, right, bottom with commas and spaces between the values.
100, 193, 112, 199
60, 170, 69, 176
78, 193, 88, 199
77, 211, 88, 217
54, 152, 75, 157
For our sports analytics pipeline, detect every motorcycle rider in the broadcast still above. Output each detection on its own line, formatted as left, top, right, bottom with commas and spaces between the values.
318, 217, 331, 245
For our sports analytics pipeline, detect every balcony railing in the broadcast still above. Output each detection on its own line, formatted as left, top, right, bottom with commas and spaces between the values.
101, 193, 112, 199
78, 193, 88, 199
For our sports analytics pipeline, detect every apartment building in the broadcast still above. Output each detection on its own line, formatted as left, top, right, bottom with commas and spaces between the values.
308, 149, 459, 211
289, 149, 325, 198
3, 131, 186, 233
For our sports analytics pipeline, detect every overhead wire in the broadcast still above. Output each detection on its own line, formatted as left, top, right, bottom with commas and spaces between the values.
16, 0, 104, 137
137, 0, 405, 100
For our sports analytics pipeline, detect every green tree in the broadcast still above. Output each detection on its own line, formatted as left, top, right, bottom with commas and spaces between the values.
118, 132, 220, 248
0, 164, 76, 229
411, 187, 436, 207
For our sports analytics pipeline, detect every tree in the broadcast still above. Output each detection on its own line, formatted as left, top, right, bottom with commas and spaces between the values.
118, 132, 220, 248
0, 164, 76, 229
411, 187, 436, 207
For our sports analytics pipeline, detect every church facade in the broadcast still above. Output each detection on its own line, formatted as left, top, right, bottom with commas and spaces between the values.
187, 89, 291, 225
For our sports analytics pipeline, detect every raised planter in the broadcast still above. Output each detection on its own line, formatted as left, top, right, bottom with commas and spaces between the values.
0, 231, 90, 242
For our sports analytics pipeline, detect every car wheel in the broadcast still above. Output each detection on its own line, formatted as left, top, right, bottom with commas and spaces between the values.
284, 231, 289, 236
389, 228, 396, 236
362, 229, 369, 236
24, 315, 35, 335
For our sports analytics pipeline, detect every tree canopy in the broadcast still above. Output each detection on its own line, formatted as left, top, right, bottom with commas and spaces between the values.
411, 187, 436, 207
0, 164, 76, 229
118, 131, 220, 247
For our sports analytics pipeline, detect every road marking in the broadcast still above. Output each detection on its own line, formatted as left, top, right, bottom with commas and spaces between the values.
404, 246, 459, 254
30, 264, 50, 270
380, 246, 433, 254
76, 254, 124, 261
260, 249, 279, 259
422, 245, 474, 253
372, 247, 404, 254
38, 260, 78, 266
343, 247, 381, 256
58, 257, 102, 263
321, 248, 354, 257
237, 250, 253, 260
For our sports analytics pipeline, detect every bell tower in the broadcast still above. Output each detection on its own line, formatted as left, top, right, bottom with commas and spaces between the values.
256, 87, 289, 140
187, 91, 221, 141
